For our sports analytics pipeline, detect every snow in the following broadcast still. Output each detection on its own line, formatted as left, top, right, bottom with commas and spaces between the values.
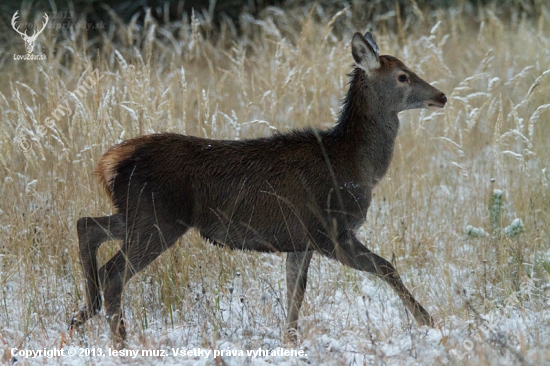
503, 218, 526, 237
1, 247, 547, 365
465, 225, 487, 238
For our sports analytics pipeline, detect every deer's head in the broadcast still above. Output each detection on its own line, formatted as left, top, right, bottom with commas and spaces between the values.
351, 32, 447, 114
12, 11, 49, 54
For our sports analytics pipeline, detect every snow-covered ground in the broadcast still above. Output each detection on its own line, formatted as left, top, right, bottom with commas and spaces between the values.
2, 236, 549, 365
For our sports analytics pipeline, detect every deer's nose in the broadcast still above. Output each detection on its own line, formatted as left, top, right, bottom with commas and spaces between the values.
438, 93, 447, 105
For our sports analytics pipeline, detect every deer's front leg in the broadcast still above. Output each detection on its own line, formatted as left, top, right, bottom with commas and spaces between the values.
332, 233, 433, 327
284, 251, 313, 343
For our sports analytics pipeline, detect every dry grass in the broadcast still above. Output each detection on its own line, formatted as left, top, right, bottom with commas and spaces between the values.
0, 3, 549, 365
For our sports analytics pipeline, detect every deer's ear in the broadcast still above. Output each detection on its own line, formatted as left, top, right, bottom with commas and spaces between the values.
364, 32, 380, 56
351, 32, 380, 74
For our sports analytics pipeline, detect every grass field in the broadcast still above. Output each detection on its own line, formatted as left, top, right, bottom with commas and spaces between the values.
1, 2, 549, 365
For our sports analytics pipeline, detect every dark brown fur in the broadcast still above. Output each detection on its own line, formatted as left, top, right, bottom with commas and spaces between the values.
71, 32, 447, 343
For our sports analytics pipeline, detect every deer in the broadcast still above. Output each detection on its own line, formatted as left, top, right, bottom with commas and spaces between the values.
70, 31, 447, 344
11, 11, 49, 54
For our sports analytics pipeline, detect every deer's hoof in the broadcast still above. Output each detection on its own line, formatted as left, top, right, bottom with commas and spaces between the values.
423, 314, 435, 328
418, 309, 435, 328
108, 314, 127, 343
69, 308, 92, 330
283, 328, 299, 345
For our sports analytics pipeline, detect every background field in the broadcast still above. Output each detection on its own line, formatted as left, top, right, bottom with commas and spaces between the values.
1, 1, 549, 365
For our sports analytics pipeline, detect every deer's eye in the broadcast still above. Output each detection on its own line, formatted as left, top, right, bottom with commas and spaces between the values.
398, 74, 408, 83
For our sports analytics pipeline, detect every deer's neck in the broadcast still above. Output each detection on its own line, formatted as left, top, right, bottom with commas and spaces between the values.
331, 70, 399, 184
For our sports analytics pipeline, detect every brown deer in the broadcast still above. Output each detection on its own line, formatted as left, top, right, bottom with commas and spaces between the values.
70, 32, 446, 343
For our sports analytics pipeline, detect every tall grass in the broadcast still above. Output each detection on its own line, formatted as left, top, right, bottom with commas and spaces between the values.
0, 3, 549, 364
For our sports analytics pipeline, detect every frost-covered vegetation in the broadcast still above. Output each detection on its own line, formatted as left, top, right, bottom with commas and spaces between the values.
1, 1, 549, 365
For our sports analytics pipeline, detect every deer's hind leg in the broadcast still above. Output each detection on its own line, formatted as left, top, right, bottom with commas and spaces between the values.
284, 251, 313, 343
70, 215, 126, 329
98, 220, 185, 341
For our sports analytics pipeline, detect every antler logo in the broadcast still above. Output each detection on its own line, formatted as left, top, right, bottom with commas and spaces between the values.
12, 11, 49, 54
